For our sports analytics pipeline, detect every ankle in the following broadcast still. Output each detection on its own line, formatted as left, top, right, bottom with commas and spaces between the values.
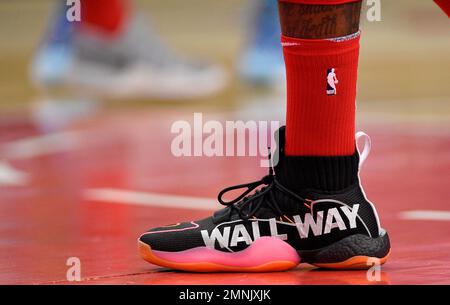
276, 151, 359, 192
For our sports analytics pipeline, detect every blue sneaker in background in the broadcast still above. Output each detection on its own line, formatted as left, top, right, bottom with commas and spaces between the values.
238, 0, 285, 86
30, 2, 75, 87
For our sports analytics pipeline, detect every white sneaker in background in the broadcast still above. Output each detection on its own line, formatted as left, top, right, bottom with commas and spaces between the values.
30, 6, 228, 100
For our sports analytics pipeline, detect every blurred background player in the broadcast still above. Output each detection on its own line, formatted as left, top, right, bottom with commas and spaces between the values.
31, 0, 227, 99
30, 0, 228, 131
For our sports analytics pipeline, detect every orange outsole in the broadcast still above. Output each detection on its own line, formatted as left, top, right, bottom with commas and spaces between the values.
138, 241, 298, 272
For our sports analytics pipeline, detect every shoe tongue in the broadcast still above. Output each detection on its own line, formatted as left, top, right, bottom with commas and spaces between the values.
212, 201, 249, 224
212, 207, 229, 224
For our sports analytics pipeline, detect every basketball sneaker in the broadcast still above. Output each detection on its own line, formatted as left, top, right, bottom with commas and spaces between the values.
31, 4, 227, 99
138, 127, 390, 272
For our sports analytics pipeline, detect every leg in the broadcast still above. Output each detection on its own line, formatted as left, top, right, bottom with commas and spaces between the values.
278, 1, 361, 39
30, 0, 227, 100
279, 0, 362, 157
138, 0, 390, 272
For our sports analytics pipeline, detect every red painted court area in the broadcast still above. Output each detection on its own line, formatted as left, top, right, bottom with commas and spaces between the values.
1, 109, 449, 285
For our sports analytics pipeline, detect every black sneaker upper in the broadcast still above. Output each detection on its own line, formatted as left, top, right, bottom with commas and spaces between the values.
140, 126, 380, 254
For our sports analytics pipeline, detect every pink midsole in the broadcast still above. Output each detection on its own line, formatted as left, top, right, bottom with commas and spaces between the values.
151, 237, 301, 267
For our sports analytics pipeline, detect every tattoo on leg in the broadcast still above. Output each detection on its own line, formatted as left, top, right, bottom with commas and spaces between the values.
278, 1, 362, 39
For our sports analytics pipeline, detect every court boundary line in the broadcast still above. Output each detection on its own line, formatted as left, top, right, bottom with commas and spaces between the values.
399, 210, 450, 221
84, 188, 217, 210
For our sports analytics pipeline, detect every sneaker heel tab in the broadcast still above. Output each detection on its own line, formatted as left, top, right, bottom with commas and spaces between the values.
273, 126, 286, 171
355, 131, 371, 168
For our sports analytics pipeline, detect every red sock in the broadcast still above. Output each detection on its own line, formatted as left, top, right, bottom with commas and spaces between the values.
282, 33, 360, 156
81, 0, 130, 35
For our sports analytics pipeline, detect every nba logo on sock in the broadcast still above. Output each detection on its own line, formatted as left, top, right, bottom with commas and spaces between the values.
326, 68, 338, 95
